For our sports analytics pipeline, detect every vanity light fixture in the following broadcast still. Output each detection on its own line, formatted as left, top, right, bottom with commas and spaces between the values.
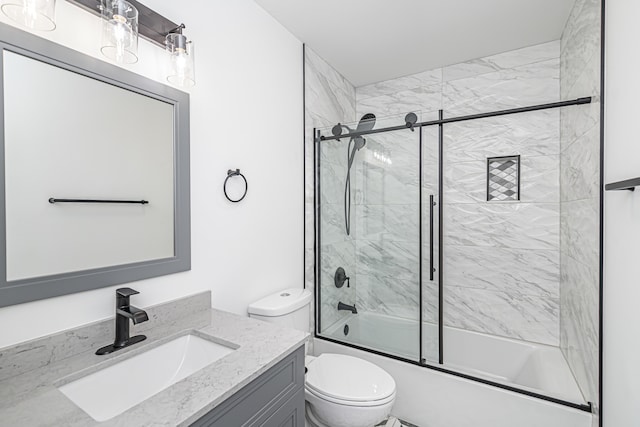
62, 0, 195, 83
100, 0, 138, 64
0, 0, 56, 31
165, 24, 195, 87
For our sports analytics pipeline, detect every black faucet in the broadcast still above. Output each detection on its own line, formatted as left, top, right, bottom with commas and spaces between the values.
96, 288, 149, 355
338, 301, 357, 314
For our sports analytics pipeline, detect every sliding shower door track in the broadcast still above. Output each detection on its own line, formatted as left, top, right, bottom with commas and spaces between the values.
314, 334, 592, 413
318, 97, 592, 142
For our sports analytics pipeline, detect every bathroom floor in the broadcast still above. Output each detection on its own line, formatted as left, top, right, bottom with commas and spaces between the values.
375, 416, 420, 427
305, 415, 418, 427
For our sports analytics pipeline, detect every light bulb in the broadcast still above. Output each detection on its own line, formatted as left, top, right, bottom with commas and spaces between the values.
166, 32, 195, 87
174, 50, 187, 73
100, 0, 138, 64
110, 16, 131, 63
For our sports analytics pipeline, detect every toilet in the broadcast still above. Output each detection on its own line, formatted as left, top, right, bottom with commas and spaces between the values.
248, 288, 396, 427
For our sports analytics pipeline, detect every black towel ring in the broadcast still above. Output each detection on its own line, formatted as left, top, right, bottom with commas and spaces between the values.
224, 169, 248, 203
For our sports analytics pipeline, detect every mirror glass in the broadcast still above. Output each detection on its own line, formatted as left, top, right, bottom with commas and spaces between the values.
0, 22, 189, 309
3, 51, 175, 281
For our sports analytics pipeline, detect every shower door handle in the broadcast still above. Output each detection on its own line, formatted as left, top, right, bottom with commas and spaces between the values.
429, 194, 435, 281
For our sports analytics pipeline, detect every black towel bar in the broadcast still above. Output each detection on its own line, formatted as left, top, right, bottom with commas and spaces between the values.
605, 178, 640, 192
49, 198, 149, 204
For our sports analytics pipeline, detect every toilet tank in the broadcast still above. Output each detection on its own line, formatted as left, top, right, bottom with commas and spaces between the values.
248, 288, 312, 332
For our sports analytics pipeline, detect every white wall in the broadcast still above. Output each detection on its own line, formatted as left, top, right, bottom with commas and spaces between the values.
603, 1, 640, 426
0, 0, 303, 348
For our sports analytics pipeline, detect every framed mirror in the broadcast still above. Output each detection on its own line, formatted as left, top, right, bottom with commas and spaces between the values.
0, 22, 191, 307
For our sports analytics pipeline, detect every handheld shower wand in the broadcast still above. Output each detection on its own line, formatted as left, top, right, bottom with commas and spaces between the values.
338, 113, 376, 236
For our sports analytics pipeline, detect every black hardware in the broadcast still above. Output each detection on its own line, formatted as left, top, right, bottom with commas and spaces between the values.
405, 112, 418, 131
418, 127, 423, 366
49, 198, 148, 205
337, 301, 357, 314
344, 324, 349, 336
331, 123, 344, 138
605, 177, 640, 191
315, 129, 322, 335
438, 109, 444, 365
96, 287, 148, 355
224, 169, 248, 203
334, 267, 350, 288
598, 3, 606, 425
66, 0, 180, 48
429, 194, 435, 281
319, 97, 592, 142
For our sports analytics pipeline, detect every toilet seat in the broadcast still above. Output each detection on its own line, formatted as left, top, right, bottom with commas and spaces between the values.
306, 384, 396, 407
305, 353, 396, 406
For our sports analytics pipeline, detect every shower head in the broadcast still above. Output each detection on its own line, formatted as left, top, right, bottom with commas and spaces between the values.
352, 113, 376, 150
405, 112, 418, 131
356, 113, 376, 132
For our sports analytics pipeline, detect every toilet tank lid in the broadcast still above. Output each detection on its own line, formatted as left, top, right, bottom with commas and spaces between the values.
247, 288, 312, 317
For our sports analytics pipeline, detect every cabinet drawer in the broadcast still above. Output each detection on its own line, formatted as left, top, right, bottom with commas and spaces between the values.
258, 390, 304, 427
191, 346, 304, 427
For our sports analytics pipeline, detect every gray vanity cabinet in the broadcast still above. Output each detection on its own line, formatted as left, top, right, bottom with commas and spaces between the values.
190, 346, 305, 427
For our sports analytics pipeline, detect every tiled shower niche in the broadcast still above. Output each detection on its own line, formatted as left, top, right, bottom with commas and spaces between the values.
487, 155, 520, 202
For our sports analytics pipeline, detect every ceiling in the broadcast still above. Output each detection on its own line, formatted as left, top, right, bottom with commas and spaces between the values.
254, 0, 576, 87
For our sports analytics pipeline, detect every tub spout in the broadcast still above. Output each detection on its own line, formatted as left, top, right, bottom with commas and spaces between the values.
338, 301, 357, 314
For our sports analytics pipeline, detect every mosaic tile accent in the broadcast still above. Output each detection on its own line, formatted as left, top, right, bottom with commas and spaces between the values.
487, 155, 520, 201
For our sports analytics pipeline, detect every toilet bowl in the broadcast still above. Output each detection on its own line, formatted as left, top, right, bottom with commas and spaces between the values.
304, 353, 396, 427
247, 289, 396, 427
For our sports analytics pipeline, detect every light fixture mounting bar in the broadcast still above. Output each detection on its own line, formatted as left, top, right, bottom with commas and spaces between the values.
65, 0, 179, 48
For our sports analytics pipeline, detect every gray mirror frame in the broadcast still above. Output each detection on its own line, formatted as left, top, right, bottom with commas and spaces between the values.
0, 22, 191, 307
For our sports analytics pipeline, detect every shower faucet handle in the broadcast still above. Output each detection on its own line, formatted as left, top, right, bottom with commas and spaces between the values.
334, 267, 350, 288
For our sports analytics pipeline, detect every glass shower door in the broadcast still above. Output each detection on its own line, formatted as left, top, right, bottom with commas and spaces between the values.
316, 118, 432, 363
421, 124, 440, 364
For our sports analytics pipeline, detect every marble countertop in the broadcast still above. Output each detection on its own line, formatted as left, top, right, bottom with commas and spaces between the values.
0, 301, 308, 426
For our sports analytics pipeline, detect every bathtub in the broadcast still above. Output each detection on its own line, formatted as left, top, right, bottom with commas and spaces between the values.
319, 311, 591, 427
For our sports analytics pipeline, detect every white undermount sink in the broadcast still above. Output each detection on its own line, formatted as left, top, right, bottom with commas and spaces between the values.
58, 334, 236, 422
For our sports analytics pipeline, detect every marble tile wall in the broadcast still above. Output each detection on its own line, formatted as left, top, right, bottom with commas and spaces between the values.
559, 0, 601, 416
354, 41, 563, 346
351, 125, 422, 327
304, 47, 357, 333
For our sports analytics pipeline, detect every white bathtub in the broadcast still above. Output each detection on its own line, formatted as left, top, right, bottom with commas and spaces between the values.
321, 311, 589, 425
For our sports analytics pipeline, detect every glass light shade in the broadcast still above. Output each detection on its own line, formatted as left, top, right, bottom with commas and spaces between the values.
100, 0, 138, 64
166, 32, 195, 87
1, 0, 56, 31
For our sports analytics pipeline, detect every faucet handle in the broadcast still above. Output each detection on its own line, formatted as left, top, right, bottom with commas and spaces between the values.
116, 288, 139, 298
